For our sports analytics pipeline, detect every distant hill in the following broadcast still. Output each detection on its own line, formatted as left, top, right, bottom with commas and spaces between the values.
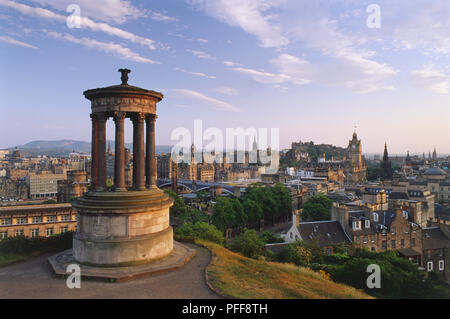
11, 140, 172, 156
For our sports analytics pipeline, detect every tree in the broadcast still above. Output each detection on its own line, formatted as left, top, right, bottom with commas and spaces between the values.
260, 231, 284, 244
301, 194, 333, 221
230, 229, 265, 259
243, 199, 263, 223
212, 197, 237, 232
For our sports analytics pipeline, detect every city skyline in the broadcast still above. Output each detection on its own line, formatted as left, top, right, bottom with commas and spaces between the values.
1, 0, 449, 153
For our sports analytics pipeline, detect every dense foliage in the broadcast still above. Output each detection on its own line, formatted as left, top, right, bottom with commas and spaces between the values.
174, 222, 225, 245
0, 231, 73, 254
211, 183, 292, 232
301, 194, 333, 221
276, 241, 450, 299
260, 231, 284, 244
229, 229, 265, 259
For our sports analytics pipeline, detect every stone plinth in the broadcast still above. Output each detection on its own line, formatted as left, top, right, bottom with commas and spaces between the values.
49, 241, 196, 282
72, 188, 174, 267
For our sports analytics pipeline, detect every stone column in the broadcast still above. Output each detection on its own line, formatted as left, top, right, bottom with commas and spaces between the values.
132, 113, 145, 190
114, 112, 126, 191
146, 114, 157, 188
90, 114, 98, 191
97, 113, 107, 191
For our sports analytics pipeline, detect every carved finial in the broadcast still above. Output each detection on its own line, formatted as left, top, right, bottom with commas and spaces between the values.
118, 68, 131, 85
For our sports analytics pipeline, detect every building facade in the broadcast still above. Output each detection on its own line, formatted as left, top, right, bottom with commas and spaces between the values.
0, 203, 77, 239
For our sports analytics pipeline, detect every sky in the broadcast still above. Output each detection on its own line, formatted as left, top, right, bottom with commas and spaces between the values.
0, 0, 449, 155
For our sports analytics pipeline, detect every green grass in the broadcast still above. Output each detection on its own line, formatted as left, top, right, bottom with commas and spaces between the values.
198, 240, 373, 299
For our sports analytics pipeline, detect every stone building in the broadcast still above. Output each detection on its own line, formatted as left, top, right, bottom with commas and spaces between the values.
157, 153, 172, 179
26, 172, 66, 199
57, 170, 88, 203
422, 226, 450, 283
344, 132, 367, 184
0, 203, 76, 239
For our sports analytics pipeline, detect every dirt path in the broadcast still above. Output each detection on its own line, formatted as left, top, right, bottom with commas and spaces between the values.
0, 244, 221, 299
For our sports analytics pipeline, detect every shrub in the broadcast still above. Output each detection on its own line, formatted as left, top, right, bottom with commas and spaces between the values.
260, 231, 284, 244
174, 222, 225, 245
230, 229, 265, 259
0, 231, 73, 254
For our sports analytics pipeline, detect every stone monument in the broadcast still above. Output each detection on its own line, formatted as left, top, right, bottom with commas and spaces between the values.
49, 69, 195, 280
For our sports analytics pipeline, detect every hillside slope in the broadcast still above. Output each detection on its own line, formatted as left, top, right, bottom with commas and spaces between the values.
199, 240, 372, 299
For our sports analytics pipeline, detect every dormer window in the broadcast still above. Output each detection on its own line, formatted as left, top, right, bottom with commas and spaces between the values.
373, 213, 379, 222
365, 220, 370, 228
353, 221, 361, 230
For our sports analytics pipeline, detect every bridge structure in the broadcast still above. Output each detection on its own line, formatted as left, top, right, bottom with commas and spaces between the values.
157, 179, 237, 195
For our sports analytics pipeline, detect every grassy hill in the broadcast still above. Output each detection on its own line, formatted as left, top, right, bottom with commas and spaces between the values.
199, 240, 372, 299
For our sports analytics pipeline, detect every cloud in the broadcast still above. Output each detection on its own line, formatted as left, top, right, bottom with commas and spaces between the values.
0, 0, 158, 50
230, 66, 290, 84
175, 67, 216, 79
46, 31, 159, 64
411, 64, 450, 94
188, 0, 288, 48
150, 11, 178, 22
223, 61, 243, 67
0, 35, 37, 49
173, 89, 240, 112
214, 87, 238, 95
30, 0, 143, 24
186, 49, 215, 60
197, 38, 208, 43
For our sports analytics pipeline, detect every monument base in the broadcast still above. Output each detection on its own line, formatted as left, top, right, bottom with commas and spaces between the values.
48, 241, 196, 282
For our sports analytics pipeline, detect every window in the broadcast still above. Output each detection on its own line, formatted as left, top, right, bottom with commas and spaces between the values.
61, 226, 68, 233
427, 261, 433, 272
391, 240, 396, 249
32, 217, 42, 223
326, 248, 331, 256
405, 225, 409, 234
371, 235, 376, 243
353, 221, 361, 230
0, 231, 8, 239
382, 240, 387, 249
0, 218, 11, 226
365, 220, 370, 228
31, 229, 39, 238
402, 211, 408, 219
15, 229, 24, 236
355, 236, 360, 244
46, 216, 56, 222
46, 228, 54, 237
391, 227, 396, 235
439, 260, 444, 271
371, 247, 375, 252
401, 239, 405, 248
363, 236, 368, 244
60, 215, 71, 222
411, 238, 416, 247
16, 217, 27, 224
373, 213, 379, 222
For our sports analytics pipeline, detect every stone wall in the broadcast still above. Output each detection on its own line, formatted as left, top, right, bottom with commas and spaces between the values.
0, 178, 28, 198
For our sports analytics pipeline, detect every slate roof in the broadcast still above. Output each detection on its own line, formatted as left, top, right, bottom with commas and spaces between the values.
389, 192, 410, 200
298, 220, 351, 246
397, 248, 421, 257
435, 204, 450, 222
424, 167, 447, 176
422, 227, 450, 250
